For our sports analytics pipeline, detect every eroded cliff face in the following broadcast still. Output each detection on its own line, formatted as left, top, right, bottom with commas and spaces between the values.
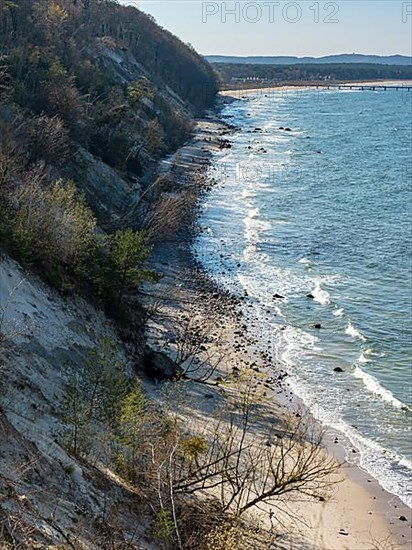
0, 3, 218, 546
0, 256, 159, 548
67, 43, 196, 227
0, 1, 217, 229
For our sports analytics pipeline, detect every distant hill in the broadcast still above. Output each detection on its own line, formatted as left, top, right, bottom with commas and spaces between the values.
206, 54, 412, 66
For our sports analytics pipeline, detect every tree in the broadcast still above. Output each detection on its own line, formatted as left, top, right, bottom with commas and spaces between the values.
166, 306, 227, 383
169, 372, 339, 518
127, 76, 154, 104
27, 114, 71, 165
112, 374, 339, 546
59, 338, 131, 455
126, 119, 165, 162
116, 386, 146, 482
42, 179, 96, 269
107, 229, 158, 307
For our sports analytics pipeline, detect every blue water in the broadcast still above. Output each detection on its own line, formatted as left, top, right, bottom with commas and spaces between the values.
195, 87, 412, 506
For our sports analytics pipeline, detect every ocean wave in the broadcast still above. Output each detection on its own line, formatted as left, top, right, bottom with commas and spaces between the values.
353, 366, 410, 411
248, 207, 260, 218
243, 212, 271, 243
287, 376, 412, 508
345, 321, 367, 341
312, 283, 331, 305
196, 93, 412, 510
241, 189, 255, 199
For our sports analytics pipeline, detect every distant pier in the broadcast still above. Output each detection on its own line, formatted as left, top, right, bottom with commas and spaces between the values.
316, 84, 412, 91
221, 82, 412, 95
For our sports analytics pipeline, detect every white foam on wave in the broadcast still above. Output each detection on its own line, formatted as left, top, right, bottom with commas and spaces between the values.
298, 257, 312, 265
248, 207, 260, 218
353, 366, 410, 411
243, 211, 271, 243
333, 307, 345, 317
345, 321, 367, 341
286, 375, 412, 508
312, 283, 331, 305
241, 189, 255, 199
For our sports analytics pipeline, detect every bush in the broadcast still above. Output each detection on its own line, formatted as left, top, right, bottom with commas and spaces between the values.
59, 338, 132, 455
96, 228, 159, 307
12, 177, 96, 272
27, 114, 71, 165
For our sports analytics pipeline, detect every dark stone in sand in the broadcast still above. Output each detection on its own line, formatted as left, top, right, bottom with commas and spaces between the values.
339, 529, 349, 536
285, 127, 292, 132
334, 367, 344, 373
313, 323, 322, 329
143, 351, 182, 381
279, 127, 284, 130
273, 294, 284, 300
307, 293, 315, 299
399, 516, 407, 521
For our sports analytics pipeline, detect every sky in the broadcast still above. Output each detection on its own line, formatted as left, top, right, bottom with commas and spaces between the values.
118, 1, 412, 57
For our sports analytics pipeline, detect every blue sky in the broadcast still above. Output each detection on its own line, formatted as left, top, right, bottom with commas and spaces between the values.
119, 1, 412, 57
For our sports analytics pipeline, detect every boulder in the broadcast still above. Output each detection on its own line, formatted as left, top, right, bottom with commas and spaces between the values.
333, 367, 344, 373
143, 351, 182, 380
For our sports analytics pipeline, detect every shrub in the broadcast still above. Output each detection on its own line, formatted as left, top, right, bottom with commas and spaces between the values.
27, 114, 71, 165
12, 177, 96, 272
128, 77, 154, 105
97, 228, 159, 307
59, 338, 132, 455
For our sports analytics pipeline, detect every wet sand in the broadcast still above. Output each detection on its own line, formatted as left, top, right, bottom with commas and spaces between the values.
143, 112, 411, 549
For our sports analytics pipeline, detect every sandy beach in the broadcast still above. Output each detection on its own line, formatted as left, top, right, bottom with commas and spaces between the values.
220, 80, 412, 101
142, 112, 412, 549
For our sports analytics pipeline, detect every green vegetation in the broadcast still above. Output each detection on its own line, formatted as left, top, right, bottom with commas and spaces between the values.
0, 3, 343, 548
59, 338, 132, 455
104, 228, 159, 306
56, 355, 338, 549
0, 0, 217, 308
215, 62, 412, 86
0, 169, 156, 305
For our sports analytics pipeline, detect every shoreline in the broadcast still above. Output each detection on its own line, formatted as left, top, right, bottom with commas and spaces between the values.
145, 108, 411, 548
220, 80, 412, 99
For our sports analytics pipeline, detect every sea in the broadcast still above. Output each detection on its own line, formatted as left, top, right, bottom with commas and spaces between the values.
194, 85, 412, 507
